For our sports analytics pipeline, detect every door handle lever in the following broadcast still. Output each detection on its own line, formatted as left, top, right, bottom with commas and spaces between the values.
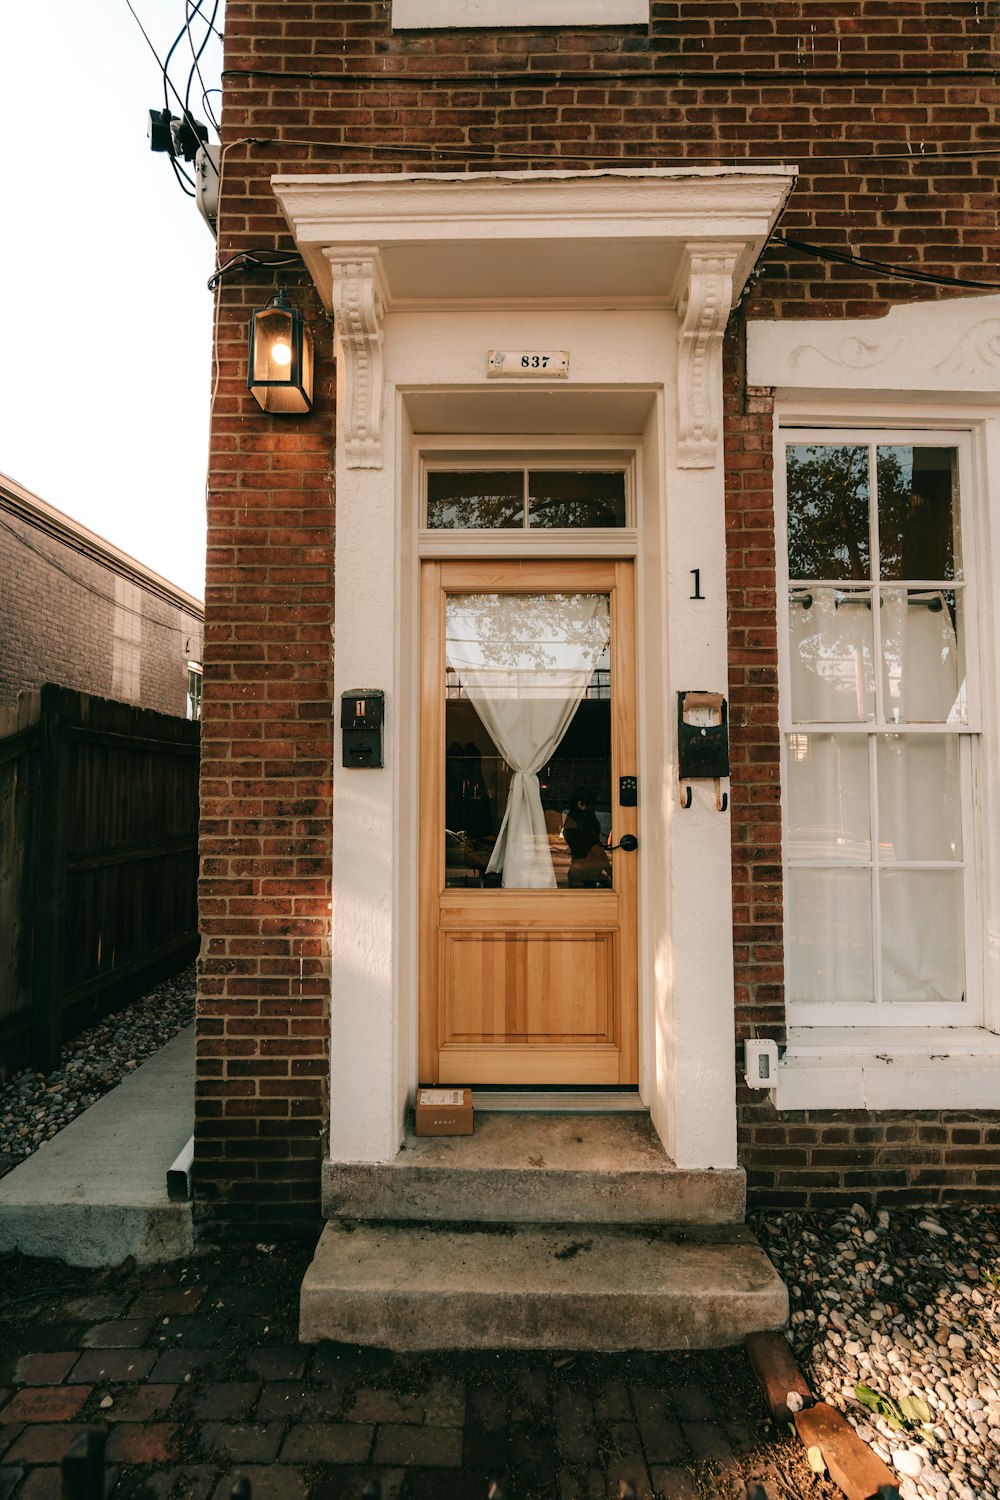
607, 834, 638, 853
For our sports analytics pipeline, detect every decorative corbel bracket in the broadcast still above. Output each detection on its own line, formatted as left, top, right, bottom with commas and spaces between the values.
326, 249, 387, 469
674, 242, 743, 470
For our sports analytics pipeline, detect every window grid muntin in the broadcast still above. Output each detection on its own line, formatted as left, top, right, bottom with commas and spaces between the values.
779, 429, 978, 1024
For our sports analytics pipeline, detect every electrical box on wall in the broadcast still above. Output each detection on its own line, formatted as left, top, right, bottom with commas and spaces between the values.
341, 689, 384, 768
744, 1038, 779, 1089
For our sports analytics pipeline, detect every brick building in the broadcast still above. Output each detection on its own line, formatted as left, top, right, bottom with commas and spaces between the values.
197, 0, 1000, 1333
0, 471, 204, 718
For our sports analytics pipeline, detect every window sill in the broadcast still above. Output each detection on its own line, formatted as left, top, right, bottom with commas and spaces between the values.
393, 0, 647, 27
773, 1026, 1000, 1110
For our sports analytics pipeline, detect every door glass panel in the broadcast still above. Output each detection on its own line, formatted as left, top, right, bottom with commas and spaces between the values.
427, 471, 523, 529
528, 471, 626, 528
444, 593, 612, 889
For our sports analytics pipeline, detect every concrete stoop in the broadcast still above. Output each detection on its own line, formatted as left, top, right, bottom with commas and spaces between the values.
303, 1114, 788, 1350
300, 1221, 789, 1350
322, 1113, 747, 1226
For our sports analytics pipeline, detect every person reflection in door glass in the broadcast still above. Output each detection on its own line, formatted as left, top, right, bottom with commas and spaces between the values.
563, 787, 611, 888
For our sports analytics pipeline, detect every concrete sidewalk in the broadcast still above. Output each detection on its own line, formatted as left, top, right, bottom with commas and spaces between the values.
0, 1026, 194, 1267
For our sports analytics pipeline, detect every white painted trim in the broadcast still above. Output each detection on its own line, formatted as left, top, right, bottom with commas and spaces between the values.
292, 169, 775, 1170
326, 251, 387, 469
776, 1027, 1000, 1110
393, 0, 647, 26
274, 168, 796, 322
752, 299, 1000, 1106
775, 423, 982, 1031
747, 294, 1000, 401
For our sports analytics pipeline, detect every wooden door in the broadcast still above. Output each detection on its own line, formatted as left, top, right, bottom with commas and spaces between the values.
419, 560, 638, 1085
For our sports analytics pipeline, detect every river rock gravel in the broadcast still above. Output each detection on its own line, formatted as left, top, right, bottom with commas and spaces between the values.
755, 1205, 1000, 1500
0, 964, 195, 1177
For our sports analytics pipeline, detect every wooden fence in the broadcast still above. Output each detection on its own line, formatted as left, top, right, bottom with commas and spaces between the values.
0, 685, 199, 1078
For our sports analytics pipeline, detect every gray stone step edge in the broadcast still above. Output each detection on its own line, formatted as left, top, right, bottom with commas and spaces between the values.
322, 1160, 746, 1226
300, 1221, 789, 1351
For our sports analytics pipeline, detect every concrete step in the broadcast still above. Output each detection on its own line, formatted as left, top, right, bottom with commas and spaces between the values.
300, 1221, 788, 1351
0, 1027, 195, 1268
323, 1112, 745, 1226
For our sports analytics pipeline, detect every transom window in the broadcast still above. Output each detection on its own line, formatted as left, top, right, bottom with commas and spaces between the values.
426, 468, 627, 531
778, 430, 978, 1026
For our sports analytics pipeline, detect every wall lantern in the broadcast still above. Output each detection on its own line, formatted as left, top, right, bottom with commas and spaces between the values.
247, 286, 314, 414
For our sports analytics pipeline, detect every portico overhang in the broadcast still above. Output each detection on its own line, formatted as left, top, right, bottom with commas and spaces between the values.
273, 167, 796, 468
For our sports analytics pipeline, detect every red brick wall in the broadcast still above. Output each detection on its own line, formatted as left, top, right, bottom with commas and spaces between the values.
742, 1107, 1000, 1207
195, 267, 334, 1239
198, 0, 1000, 1232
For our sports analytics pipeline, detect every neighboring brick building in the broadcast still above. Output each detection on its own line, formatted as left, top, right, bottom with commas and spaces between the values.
196, 0, 1000, 1279
0, 471, 204, 718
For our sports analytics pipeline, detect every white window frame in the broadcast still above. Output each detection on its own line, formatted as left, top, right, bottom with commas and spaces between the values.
416, 441, 639, 560
393, 0, 648, 29
776, 423, 982, 1030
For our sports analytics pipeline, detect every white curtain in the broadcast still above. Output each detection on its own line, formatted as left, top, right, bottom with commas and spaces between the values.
446, 593, 610, 888
787, 588, 965, 1004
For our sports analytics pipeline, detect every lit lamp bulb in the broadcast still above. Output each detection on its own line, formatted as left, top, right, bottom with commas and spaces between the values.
271, 340, 292, 366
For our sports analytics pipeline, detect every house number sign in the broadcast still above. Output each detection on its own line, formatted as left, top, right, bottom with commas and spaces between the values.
487, 350, 570, 378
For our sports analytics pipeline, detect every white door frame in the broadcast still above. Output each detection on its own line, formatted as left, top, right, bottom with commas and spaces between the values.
272, 168, 796, 1169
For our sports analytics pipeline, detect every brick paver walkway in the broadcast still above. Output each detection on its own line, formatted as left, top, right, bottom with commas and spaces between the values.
0, 1245, 837, 1500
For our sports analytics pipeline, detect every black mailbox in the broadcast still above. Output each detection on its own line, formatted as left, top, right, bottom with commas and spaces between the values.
677, 690, 729, 780
341, 689, 384, 768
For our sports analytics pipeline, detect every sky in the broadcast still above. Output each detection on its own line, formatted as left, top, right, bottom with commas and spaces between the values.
0, 2, 223, 601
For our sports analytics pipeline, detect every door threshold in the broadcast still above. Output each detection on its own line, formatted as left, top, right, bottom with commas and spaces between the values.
471, 1089, 645, 1113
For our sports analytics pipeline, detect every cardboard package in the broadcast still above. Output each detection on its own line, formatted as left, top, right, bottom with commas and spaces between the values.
415, 1087, 474, 1136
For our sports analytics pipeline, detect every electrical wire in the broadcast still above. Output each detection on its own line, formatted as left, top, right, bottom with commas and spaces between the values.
185, 0, 221, 132
774, 234, 1000, 292
224, 63, 1000, 86
123, 0, 219, 178
222, 131, 1000, 171
168, 154, 197, 197
207, 250, 305, 291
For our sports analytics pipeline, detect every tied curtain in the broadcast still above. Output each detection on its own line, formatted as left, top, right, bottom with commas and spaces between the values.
788, 589, 965, 1004
445, 593, 610, 888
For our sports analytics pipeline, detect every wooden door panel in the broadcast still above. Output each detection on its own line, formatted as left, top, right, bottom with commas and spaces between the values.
443, 931, 614, 1044
420, 558, 637, 1086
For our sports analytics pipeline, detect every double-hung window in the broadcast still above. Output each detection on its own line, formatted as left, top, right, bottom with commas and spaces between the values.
778, 429, 978, 1027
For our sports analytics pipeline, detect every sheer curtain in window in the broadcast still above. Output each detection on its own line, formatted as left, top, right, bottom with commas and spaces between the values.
445, 593, 610, 887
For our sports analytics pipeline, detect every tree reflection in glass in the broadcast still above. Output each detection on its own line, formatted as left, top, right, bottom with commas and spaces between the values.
787, 444, 870, 580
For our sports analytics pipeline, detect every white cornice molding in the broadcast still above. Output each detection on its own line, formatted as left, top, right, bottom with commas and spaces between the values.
747, 293, 1000, 400
274, 168, 796, 312
674, 242, 741, 469
326, 250, 387, 469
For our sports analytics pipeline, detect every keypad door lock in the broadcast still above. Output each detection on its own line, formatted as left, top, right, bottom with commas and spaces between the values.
619, 775, 638, 807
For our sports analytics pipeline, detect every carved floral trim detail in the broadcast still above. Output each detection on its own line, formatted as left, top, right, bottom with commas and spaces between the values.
788, 336, 899, 372
934, 319, 1000, 379
675, 243, 741, 470
327, 251, 386, 469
